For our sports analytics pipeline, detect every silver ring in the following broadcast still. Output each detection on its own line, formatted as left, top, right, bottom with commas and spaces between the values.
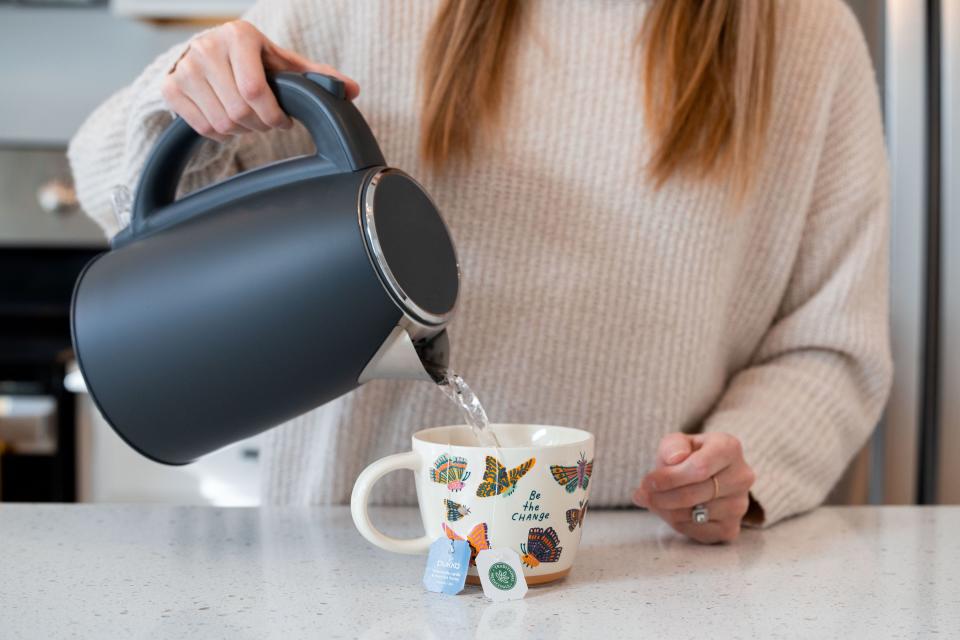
691, 504, 709, 525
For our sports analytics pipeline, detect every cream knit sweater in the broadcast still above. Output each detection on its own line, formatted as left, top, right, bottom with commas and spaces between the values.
68, 0, 891, 525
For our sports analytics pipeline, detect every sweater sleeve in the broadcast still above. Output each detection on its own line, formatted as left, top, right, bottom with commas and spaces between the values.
67, 0, 342, 238
702, 21, 893, 526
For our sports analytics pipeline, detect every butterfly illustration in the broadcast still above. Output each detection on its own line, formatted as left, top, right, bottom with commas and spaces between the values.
442, 522, 490, 566
550, 452, 593, 493
443, 499, 471, 522
475, 455, 536, 498
429, 454, 471, 491
519, 526, 563, 568
566, 499, 589, 532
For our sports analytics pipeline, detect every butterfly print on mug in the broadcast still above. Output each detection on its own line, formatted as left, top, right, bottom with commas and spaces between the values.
429, 454, 471, 492
442, 522, 490, 566
566, 499, 588, 532
519, 526, 563, 568
443, 499, 471, 522
475, 456, 536, 498
550, 452, 593, 494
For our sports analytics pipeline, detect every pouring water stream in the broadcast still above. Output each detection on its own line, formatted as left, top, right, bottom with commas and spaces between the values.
436, 371, 503, 448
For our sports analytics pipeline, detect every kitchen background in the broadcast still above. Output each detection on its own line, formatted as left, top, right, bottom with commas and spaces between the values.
0, 0, 955, 508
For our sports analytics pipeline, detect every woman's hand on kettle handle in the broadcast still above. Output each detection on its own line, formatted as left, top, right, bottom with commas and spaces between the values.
161, 20, 360, 143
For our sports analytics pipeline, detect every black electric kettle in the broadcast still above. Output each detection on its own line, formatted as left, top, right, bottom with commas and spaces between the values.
71, 72, 459, 465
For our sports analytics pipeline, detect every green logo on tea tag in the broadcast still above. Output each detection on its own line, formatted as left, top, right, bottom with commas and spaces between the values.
488, 561, 517, 590
476, 549, 528, 602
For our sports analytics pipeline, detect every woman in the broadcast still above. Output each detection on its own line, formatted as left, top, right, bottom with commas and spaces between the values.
69, 0, 892, 544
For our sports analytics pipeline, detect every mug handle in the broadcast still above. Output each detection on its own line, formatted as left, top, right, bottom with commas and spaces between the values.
350, 451, 433, 554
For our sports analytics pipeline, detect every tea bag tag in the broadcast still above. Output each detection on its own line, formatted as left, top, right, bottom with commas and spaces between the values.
475, 549, 528, 602
423, 537, 470, 595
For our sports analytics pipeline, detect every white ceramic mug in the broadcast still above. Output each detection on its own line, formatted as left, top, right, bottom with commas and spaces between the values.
350, 423, 595, 585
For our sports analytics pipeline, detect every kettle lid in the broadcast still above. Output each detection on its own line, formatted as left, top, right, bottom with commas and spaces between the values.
362, 169, 459, 326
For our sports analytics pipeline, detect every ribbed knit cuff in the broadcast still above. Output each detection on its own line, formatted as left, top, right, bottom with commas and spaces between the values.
125, 42, 188, 134
701, 359, 877, 528
705, 406, 810, 528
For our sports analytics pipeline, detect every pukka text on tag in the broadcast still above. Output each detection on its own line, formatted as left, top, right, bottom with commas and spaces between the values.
475, 549, 528, 601
423, 537, 471, 595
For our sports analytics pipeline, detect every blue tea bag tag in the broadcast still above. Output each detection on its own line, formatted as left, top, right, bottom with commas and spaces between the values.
423, 537, 471, 595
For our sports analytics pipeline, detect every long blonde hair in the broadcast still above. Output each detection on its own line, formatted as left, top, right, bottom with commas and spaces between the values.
420, 0, 776, 197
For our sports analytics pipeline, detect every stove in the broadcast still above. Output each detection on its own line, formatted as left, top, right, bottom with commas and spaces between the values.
0, 145, 106, 501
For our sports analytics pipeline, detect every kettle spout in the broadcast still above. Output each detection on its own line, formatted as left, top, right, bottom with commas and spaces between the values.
357, 326, 449, 385
416, 329, 450, 383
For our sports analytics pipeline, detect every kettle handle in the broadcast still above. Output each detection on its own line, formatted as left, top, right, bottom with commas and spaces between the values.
130, 72, 385, 234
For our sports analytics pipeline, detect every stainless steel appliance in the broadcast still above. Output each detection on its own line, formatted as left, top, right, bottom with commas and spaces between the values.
934, 1, 960, 503
0, 1, 236, 502
0, 245, 103, 501
844, 0, 959, 505
0, 3, 138, 501
0, 145, 105, 500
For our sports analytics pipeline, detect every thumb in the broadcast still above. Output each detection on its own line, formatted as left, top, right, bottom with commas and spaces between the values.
264, 45, 360, 100
657, 433, 693, 467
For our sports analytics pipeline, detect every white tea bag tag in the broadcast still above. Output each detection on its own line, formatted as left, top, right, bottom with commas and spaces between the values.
475, 549, 528, 602
423, 537, 471, 595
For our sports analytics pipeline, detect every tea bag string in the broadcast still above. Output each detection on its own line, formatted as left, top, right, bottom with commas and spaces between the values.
446, 434, 454, 555
491, 431, 502, 553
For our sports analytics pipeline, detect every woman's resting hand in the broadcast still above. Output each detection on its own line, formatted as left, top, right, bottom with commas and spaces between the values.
161, 20, 360, 142
633, 432, 756, 544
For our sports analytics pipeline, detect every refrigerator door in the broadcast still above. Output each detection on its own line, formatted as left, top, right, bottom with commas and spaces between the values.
881, 0, 928, 504
938, 0, 960, 504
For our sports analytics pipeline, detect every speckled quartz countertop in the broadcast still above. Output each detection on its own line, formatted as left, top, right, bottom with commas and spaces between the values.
0, 505, 957, 639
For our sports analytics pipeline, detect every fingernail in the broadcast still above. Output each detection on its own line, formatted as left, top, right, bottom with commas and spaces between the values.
632, 489, 646, 507
665, 449, 685, 464
645, 478, 659, 491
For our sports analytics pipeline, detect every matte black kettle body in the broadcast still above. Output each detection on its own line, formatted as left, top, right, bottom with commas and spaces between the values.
71, 73, 459, 465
